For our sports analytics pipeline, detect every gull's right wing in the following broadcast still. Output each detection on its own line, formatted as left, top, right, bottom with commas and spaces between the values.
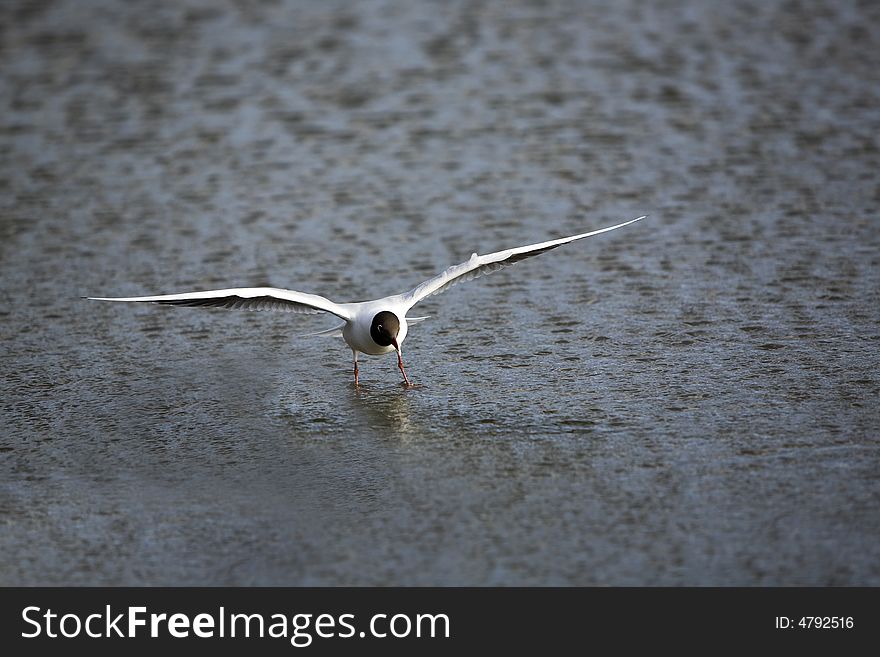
86, 287, 353, 321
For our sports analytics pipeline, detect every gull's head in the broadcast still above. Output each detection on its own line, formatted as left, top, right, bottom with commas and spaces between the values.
370, 311, 401, 350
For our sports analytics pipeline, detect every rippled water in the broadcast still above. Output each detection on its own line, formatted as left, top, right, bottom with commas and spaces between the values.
1, 0, 878, 585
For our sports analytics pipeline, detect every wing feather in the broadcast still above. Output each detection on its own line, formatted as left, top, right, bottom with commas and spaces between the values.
401, 216, 645, 309
86, 287, 352, 320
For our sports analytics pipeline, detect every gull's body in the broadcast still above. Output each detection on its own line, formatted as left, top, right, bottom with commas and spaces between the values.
341, 300, 409, 356
88, 216, 644, 385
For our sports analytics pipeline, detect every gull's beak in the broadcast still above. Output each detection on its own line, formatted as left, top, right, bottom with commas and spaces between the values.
390, 337, 400, 352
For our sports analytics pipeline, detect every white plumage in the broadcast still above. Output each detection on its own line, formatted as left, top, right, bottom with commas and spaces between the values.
87, 216, 645, 385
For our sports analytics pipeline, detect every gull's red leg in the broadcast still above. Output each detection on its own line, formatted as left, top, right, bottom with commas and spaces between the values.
352, 350, 359, 386
396, 350, 411, 386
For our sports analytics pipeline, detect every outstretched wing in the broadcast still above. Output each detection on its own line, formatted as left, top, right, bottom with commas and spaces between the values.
400, 216, 645, 309
86, 287, 352, 321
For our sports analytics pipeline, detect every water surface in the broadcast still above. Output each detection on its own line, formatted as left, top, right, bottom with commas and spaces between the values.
1, 0, 878, 585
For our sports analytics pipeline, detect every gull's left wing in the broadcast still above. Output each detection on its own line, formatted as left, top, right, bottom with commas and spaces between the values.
399, 216, 645, 310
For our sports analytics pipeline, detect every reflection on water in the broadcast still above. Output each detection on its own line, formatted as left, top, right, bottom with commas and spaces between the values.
275, 376, 421, 441
351, 387, 419, 441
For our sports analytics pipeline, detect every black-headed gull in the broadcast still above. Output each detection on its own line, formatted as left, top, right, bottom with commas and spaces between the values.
88, 216, 644, 385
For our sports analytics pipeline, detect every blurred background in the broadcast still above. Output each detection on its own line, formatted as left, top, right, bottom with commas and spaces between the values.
1, 0, 878, 585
